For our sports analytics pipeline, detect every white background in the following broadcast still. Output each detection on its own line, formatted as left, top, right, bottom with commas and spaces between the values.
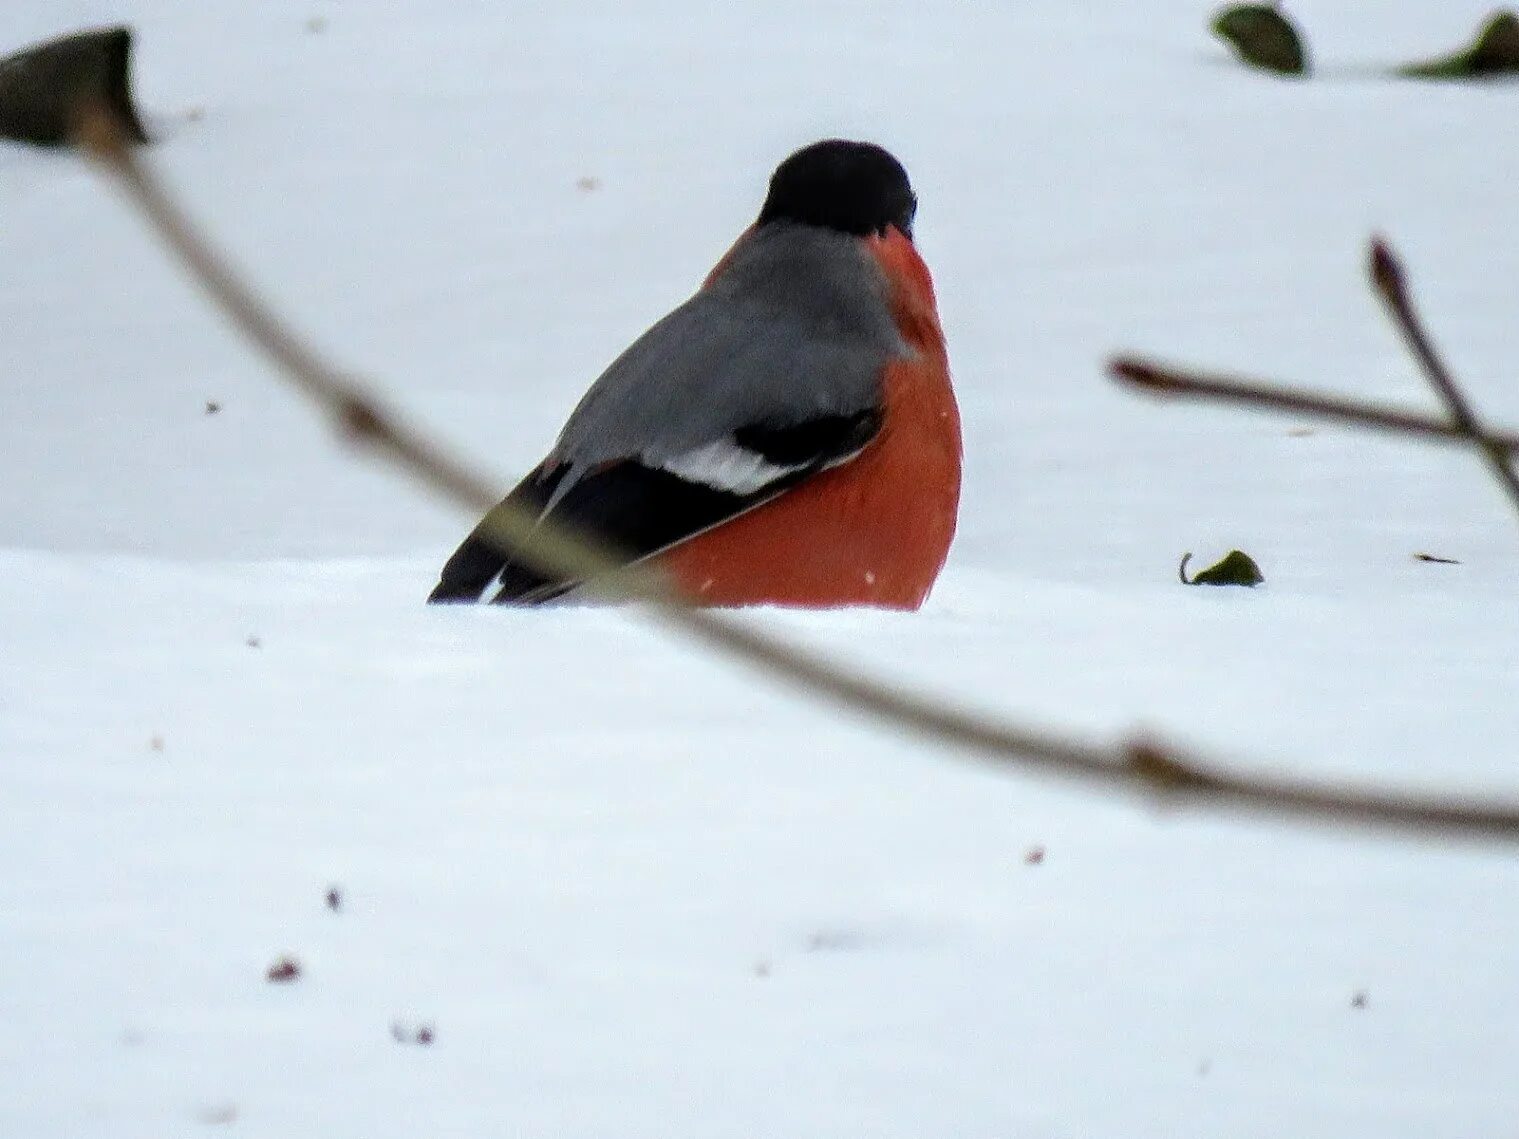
2, 3, 1517, 1135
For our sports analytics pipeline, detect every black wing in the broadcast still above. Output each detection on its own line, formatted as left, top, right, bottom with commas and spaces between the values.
427, 409, 880, 605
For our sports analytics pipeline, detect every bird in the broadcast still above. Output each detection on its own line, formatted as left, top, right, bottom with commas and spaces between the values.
428, 138, 961, 610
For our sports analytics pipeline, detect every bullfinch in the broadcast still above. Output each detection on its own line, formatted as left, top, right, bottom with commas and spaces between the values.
429, 139, 960, 609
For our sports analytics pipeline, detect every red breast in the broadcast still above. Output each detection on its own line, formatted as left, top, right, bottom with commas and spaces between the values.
659, 227, 961, 609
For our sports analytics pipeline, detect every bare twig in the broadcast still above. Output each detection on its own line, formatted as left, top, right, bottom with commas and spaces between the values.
1109, 358, 1519, 455
1369, 236, 1519, 520
73, 105, 1519, 843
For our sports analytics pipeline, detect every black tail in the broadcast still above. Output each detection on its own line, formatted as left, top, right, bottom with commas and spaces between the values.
427, 464, 566, 603
428, 532, 514, 602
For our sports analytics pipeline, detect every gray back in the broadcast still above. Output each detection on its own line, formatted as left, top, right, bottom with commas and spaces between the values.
550, 222, 906, 471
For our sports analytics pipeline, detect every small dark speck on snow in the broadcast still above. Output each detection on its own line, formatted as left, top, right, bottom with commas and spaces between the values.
391, 1020, 436, 1045
198, 1103, 239, 1126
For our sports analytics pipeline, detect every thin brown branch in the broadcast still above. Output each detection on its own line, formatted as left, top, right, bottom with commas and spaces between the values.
1369, 235, 1519, 520
73, 104, 1519, 844
1109, 358, 1519, 455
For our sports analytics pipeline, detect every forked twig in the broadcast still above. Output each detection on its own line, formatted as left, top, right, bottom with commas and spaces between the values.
73, 106, 1519, 843
1369, 236, 1519, 520
1111, 236, 1519, 512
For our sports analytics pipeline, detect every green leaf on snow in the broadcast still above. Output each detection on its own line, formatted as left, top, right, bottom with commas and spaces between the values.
1211, 4, 1308, 76
1180, 550, 1265, 587
1398, 10, 1519, 79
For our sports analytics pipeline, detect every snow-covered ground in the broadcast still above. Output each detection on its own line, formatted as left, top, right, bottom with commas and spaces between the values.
3, 3, 1518, 1135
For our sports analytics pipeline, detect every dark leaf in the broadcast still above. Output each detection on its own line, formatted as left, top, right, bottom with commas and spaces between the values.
1399, 11, 1519, 79
0, 26, 149, 147
1211, 4, 1309, 75
1180, 550, 1265, 587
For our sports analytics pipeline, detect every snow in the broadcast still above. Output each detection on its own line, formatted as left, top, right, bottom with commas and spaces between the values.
3, 2, 1519, 1135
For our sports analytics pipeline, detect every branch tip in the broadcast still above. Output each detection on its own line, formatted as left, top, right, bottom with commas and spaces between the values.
1368, 234, 1519, 521
1108, 358, 1171, 390
1368, 235, 1405, 303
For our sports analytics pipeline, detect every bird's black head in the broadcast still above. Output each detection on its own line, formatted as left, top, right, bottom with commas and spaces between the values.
757, 140, 917, 240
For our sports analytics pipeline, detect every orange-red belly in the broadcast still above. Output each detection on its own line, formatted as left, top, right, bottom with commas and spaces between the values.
658, 230, 961, 609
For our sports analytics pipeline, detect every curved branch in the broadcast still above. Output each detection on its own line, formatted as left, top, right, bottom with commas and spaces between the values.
73, 106, 1519, 844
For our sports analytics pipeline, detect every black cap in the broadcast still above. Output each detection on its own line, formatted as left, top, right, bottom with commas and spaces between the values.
757, 140, 917, 240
